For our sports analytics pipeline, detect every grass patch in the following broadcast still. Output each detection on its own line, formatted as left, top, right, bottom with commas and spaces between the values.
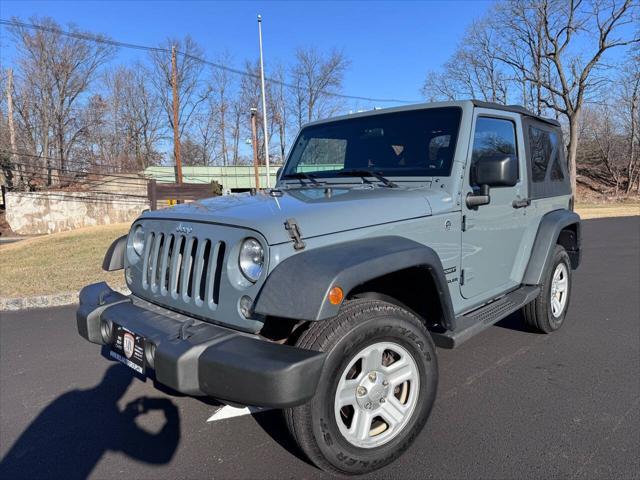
0, 223, 130, 298
575, 202, 640, 220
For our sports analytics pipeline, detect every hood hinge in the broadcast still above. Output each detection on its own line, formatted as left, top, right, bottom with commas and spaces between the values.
284, 218, 306, 250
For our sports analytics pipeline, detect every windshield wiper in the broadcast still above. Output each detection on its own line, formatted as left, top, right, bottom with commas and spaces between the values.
337, 169, 398, 188
281, 172, 323, 186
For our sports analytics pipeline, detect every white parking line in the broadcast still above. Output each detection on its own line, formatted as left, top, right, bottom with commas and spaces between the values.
206, 405, 270, 422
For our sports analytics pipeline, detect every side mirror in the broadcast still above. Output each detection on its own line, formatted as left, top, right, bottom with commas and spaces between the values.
474, 154, 518, 187
466, 155, 518, 209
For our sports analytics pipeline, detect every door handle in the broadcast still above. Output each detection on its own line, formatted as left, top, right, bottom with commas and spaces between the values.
512, 198, 531, 209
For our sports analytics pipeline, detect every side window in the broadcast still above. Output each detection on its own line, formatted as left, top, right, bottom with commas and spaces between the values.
528, 126, 563, 182
470, 117, 518, 185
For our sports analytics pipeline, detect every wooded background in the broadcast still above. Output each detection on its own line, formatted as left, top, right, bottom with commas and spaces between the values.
0, 0, 638, 199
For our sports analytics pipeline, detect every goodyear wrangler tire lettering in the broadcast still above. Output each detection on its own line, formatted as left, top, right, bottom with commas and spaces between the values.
284, 298, 438, 475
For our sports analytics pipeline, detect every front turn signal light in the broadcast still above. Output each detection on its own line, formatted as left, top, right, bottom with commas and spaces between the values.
328, 286, 344, 305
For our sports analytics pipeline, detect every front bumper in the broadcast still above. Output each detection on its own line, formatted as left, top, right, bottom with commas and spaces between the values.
77, 282, 326, 408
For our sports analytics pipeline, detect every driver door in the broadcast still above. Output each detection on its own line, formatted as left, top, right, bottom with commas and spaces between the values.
460, 112, 529, 300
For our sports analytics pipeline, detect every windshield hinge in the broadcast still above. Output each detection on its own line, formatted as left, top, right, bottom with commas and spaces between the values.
284, 218, 306, 250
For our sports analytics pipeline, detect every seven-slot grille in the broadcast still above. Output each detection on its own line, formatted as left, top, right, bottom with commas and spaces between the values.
140, 231, 226, 309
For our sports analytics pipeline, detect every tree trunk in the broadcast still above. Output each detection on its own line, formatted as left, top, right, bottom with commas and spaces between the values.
220, 106, 227, 167
279, 122, 286, 162
57, 115, 66, 174
567, 115, 580, 196
6, 68, 21, 187
626, 85, 638, 194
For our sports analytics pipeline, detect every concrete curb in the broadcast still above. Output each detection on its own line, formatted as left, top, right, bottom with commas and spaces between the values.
0, 286, 131, 312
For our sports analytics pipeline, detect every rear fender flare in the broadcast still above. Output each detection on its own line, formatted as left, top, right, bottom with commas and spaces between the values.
523, 209, 581, 285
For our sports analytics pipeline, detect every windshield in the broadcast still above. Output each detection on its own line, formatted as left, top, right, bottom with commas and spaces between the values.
283, 107, 462, 180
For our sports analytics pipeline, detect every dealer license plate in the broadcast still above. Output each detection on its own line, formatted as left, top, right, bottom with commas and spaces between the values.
110, 324, 146, 374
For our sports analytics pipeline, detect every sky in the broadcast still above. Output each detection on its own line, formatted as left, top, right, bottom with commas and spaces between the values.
0, 0, 493, 105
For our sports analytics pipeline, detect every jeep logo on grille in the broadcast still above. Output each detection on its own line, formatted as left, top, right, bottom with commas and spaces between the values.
176, 224, 193, 234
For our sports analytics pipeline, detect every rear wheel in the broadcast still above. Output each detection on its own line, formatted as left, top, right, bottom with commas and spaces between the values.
522, 245, 572, 333
285, 298, 438, 475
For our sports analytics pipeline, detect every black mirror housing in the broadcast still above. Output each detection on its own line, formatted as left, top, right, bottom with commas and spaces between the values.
474, 154, 518, 187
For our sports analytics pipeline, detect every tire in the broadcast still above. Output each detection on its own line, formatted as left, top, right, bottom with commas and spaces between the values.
522, 245, 572, 333
284, 298, 438, 475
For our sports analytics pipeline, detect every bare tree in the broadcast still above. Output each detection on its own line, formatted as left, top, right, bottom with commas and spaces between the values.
208, 52, 235, 166
579, 105, 628, 195
149, 36, 211, 145
229, 97, 243, 165
240, 60, 278, 165
10, 17, 115, 174
78, 65, 163, 172
180, 134, 209, 166
619, 49, 640, 192
269, 63, 289, 162
422, 20, 509, 103
290, 47, 349, 128
494, 0, 639, 194
119, 64, 164, 169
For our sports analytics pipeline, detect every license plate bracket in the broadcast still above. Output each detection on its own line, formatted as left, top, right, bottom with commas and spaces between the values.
110, 324, 146, 374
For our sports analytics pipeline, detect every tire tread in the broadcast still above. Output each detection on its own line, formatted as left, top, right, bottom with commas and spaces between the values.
284, 298, 434, 475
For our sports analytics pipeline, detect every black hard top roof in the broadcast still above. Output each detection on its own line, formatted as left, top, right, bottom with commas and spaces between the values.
471, 100, 561, 127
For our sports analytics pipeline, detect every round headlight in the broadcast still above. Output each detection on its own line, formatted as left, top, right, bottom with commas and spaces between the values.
132, 226, 145, 256
239, 238, 264, 282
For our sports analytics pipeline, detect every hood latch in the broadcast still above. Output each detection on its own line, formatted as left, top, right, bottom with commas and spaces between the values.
284, 218, 306, 250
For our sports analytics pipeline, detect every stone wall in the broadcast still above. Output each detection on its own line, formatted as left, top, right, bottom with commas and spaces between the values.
5, 191, 148, 235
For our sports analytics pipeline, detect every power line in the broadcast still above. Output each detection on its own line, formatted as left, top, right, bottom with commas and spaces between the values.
0, 150, 151, 179
5, 168, 151, 191
5, 191, 150, 205
1, 149, 280, 180
0, 18, 422, 105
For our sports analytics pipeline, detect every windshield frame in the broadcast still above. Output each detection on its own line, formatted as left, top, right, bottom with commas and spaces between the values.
281, 106, 463, 183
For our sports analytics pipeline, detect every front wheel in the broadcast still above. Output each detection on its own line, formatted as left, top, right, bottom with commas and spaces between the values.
285, 298, 438, 475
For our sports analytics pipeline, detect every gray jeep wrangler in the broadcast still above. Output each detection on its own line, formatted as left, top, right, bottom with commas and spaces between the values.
77, 100, 580, 475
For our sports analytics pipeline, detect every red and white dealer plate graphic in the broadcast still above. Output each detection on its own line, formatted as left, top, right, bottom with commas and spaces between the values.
110, 324, 146, 374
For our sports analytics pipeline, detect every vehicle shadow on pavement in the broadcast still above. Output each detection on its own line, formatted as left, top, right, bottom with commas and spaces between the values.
0, 364, 181, 480
494, 310, 540, 333
251, 409, 311, 465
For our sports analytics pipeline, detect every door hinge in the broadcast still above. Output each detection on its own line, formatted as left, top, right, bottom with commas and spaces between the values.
461, 215, 467, 232
460, 269, 465, 286
284, 218, 306, 250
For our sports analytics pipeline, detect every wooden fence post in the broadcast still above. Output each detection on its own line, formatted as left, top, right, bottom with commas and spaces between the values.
147, 179, 157, 211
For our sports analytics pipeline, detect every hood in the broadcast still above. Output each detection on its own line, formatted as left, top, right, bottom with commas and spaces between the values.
142, 186, 444, 245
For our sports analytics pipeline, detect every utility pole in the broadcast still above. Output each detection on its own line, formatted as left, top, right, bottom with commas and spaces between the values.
250, 108, 260, 189
6, 68, 20, 187
171, 45, 183, 185
257, 14, 271, 188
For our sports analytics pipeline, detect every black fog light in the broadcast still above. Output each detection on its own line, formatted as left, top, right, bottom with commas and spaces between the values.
100, 320, 113, 344
239, 296, 253, 318
144, 342, 156, 369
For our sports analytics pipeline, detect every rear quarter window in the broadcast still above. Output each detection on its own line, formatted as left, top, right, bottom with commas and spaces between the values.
529, 126, 563, 182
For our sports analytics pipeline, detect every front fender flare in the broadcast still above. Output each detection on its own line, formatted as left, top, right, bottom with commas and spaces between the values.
254, 236, 456, 330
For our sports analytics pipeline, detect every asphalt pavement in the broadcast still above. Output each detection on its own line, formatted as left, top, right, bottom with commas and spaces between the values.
1, 216, 638, 479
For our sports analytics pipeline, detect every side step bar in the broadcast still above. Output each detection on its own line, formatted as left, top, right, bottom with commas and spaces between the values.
431, 286, 540, 349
